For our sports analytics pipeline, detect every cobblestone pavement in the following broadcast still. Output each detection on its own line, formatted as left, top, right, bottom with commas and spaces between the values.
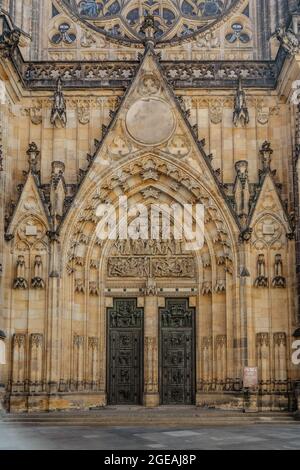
0, 423, 299, 450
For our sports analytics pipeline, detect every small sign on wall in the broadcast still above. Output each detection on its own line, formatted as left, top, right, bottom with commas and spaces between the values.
0, 340, 5, 365
243, 367, 258, 389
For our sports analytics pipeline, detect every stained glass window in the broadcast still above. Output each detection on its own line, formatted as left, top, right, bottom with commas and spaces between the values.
58, 0, 241, 43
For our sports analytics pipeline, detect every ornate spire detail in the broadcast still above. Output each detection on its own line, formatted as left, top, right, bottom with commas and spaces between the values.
233, 78, 249, 127
0, 29, 20, 59
50, 77, 67, 128
140, 14, 157, 50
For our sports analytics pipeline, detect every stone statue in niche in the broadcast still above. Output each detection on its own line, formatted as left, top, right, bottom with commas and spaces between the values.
31, 255, 45, 289
50, 77, 67, 128
13, 255, 28, 289
254, 254, 268, 288
233, 78, 249, 127
272, 254, 286, 288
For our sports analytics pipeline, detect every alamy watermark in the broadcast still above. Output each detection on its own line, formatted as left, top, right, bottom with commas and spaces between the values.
291, 80, 300, 105
292, 340, 300, 366
95, 196, 205, 251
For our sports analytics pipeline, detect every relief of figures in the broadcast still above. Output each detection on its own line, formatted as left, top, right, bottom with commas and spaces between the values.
152, 258, 195, 278
107, 256, 195, 278
107, 257, 150, 277
111, 238, 185, 256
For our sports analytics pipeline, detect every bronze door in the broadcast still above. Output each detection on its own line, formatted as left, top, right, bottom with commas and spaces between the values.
107, 298, 143, 405
160, 299, 195, 405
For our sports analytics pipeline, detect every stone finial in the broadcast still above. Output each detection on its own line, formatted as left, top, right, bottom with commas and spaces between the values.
140, 14, 157, 49
26, 142, 40, 173
0, 29, 21, 58
50, 77, 67, 128
260, 141, 273, 172
233, 78, 249, 127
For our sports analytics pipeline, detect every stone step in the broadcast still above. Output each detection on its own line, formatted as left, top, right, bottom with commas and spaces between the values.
1, 409, 296, 426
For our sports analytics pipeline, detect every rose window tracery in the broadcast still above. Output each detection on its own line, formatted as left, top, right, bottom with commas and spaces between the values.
58, 0, 243, 43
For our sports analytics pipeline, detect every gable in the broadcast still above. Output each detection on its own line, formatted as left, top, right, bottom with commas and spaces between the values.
249, 173, 292, 235
64, 50, 240, 233
6, 172, 50, 238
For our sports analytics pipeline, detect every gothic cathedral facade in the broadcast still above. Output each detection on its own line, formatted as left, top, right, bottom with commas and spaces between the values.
0, 0, 300, 413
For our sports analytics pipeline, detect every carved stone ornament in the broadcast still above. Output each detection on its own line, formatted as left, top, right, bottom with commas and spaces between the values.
144, 277, 158, 296
272, 254, 286, 288
254, 254, 268, 288
31, 255, 45, 289
50, 77, 67, 128
209, 102, 223, 124
233, 78, 250, 127
77, 106, 90, 125
26, 142, 40, 173
13, 256, 28, 289
272, 24, 300, 56
108, 299, 143, 329
27, 107, 43, 125
0, 29, 20, 58
202, 281, 212, 296
260, 141, 273, 172
126, 98, 175, 146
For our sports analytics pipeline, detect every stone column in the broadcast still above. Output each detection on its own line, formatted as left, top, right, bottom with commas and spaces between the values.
46, 232, 61, 400
143, 279, 159, 407
0, 79, 7, 398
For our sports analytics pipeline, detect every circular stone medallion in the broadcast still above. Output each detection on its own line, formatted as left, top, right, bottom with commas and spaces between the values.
126, 98, 175, 146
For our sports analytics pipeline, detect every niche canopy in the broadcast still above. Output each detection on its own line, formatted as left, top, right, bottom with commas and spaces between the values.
59, 0, 242, 44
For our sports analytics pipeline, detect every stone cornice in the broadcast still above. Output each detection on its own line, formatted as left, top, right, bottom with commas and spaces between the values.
0, 14, 289, 92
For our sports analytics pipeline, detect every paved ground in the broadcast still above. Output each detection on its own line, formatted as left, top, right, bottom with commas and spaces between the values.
0, 423, 299, 450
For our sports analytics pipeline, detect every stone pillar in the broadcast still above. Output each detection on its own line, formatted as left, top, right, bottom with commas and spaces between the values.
0, 79, 7, 399
143, 279, 159, 407
46, 232, 61, 400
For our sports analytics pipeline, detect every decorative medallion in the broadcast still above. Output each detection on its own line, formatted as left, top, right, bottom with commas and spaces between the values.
125, 98, 175, 145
